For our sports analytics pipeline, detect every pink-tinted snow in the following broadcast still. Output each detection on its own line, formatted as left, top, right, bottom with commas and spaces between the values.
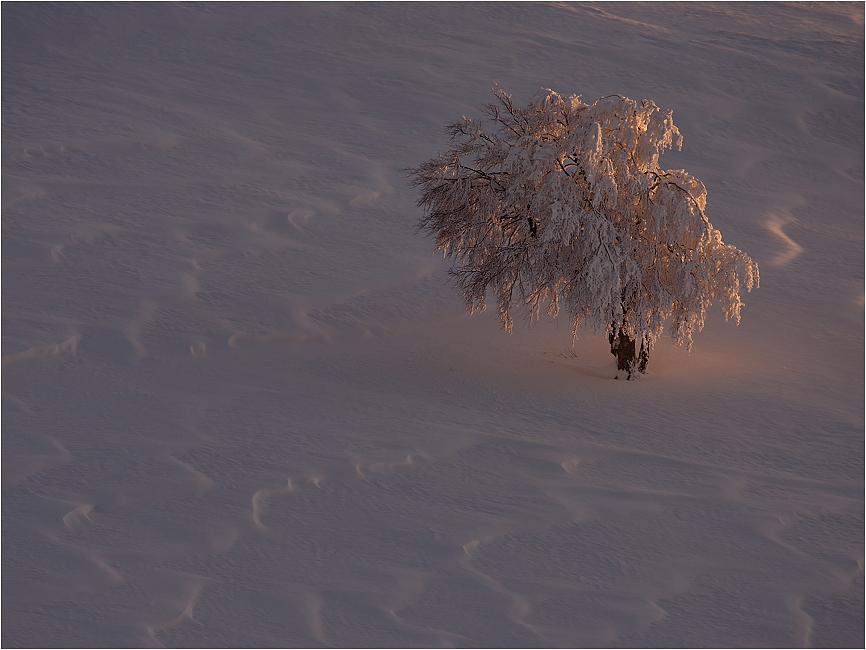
3, 3, 863, 647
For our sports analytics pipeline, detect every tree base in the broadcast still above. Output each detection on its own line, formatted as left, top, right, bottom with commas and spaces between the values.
609, 328, 650, 380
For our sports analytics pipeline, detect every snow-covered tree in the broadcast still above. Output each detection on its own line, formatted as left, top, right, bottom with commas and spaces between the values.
409, 87, 759, 379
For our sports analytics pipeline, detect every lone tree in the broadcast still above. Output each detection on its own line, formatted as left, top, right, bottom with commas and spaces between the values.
409, 87, 759, 379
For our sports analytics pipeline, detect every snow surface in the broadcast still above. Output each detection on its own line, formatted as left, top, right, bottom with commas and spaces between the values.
2, 2, 863, 648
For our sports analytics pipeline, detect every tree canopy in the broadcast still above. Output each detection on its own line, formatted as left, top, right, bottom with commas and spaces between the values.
409, 87, 759, 377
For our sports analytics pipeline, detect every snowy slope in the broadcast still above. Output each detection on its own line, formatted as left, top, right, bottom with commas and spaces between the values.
3, 2, 863, 647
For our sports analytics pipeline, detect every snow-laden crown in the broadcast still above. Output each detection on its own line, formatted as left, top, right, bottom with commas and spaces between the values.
410, 87, 759, 349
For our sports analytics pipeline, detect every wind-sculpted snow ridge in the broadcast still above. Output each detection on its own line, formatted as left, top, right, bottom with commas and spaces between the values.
2, 334, 80, 365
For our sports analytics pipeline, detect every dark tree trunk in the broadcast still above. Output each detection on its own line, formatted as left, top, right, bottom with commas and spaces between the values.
608, 327, 651, 380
